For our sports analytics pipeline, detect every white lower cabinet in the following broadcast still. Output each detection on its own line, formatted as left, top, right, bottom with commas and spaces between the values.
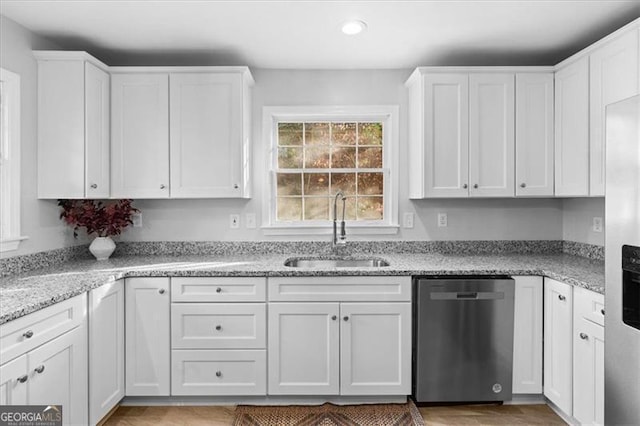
0, 355, 27, 405
89, 280, 124, 425
125, 278, 171, 396
512, 276, 543, 394
544, 278, 573, 416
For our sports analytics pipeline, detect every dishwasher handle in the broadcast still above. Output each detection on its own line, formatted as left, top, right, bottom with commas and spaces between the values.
430, 291, 505, 300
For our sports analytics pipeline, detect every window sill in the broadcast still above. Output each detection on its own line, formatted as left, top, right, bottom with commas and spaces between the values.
0, 236, 29, 252
262, 225, 399, 236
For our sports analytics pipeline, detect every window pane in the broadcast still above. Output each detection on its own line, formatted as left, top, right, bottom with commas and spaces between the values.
331, 173, 356, 195
331, 146, 356, 168
277, 173, 302, 196
305, 123, 329, 145
331, 123, 356, 145
304, 197, 330, 220
358, 172, 383, 195
277, 197, 302, 221
278, 147, 302, 168
358, 123, 382, 145
342, 197, 357, 221
358, 196, 384, 220
303, 173, 329, 196
278, 123, 303, 146
305, 146, 330, 168
357, 146, 383, 168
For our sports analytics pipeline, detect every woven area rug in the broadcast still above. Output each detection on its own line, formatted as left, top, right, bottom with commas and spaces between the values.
233, 401, 425, 426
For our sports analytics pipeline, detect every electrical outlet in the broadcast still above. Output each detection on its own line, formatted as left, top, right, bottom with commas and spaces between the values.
245, 213, 257, 229
402, 212, 414, 228
593, 217, 603, 233
132, 212, 142, 227
438, 213, 448, 227
230, 214, 240, 229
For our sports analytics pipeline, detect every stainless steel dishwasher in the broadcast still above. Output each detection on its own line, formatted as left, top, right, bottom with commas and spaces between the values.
413, 276, 515, 403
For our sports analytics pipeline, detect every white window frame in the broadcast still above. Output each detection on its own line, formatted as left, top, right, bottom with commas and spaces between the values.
0, 68, 27, 252
262, 105, 399, 236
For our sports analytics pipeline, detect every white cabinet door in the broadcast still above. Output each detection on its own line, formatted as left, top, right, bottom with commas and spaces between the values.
27, 325, 88, 426
111, 73, 170, 198
268, 303, 339, 395
469, 73, 515, 197
125, 278, 170, 396
0, 355, 27, 405
169, 73, 245, 198
555, 57, 590, 196
573, 316, 605, 426
589, 29, 639, 196
515, 73, 554, 197
422, 73, 470, 198
339, 303, 411, 395
544, 278, 573, 416
89, 280, 124, 425
512, 276, 543, 394
84, 62, 110, 198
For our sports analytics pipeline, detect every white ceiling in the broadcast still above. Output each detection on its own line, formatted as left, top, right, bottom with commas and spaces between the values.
1, 0, 639, 69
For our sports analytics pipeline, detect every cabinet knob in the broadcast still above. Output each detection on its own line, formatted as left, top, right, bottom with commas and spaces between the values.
17, 375, 28, 384
215, 325, 222, 331
520, 183, 526, 188
216, 287, 222, 293
601, 309, 605, 316
343, 316, 349, 321
158, 288, 165, 294
558, 294, 566, 301
234, 183, 239, 189
215, 371, 222, 378
579, 332, 589, 340
23, 330, 33, 339
160, 184, 166, 189
90, 183, 98, 189
331, 315, 337, 321
34, 365, 45, 374
463, 184, 468, 189
473, 184, 479, 189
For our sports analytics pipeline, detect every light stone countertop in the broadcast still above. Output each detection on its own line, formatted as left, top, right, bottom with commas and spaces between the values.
0, 252, 604, 325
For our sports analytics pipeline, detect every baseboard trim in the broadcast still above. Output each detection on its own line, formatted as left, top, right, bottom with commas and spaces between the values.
505, 394, 546, 405
545, 398, 580, 426
120, 395, 408, 406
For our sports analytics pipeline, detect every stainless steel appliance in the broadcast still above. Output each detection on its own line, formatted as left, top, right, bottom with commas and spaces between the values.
622, 245, 640, 331
413, 276, 515, 403
605, 95, 640, 425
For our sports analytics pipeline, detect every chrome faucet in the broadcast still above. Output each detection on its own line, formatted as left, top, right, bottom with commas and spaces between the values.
333, 191, 347, 247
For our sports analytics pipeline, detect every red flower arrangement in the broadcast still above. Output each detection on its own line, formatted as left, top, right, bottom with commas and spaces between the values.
58, 199, 139, 238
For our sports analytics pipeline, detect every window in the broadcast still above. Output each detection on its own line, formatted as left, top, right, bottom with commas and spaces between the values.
0, 67, 26, 252
263, 106, 399, 234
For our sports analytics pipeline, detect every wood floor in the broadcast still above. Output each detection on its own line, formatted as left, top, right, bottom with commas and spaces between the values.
102, 403, 566, 425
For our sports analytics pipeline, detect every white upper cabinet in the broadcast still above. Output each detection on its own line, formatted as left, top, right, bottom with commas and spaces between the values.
407, 72, 469, 198
468, 73, 515, 197
515, 73, 554, 197
554, 57, 590, 197
589, 29, 639, 196
169, 73, 249, 198
36, 52, 110, 199
111, 73, 170, 198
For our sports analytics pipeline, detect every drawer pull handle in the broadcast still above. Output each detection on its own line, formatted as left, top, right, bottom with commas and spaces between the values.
343, 316, 349, 321
216, 371, 222, 378
463, 184, 468, 189
579, 332, 589, 340
23, 330, 34, 339
216, 287, 222, 293
331, 315, 337, 321
600, 309, 605, 316
17, 375, 28, 383
158, 289, 165, 294
34, 365, 45, 374
520, 183, 526, 188
473, 184, 479, 189
215, 325, 222, 331
558, 295, 566, 301
160, 184, 166, 189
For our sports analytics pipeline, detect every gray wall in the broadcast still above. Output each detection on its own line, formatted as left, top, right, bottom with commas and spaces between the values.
562, 198, 605, 245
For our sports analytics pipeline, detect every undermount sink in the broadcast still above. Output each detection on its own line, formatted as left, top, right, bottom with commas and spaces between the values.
284, 258, 390, 268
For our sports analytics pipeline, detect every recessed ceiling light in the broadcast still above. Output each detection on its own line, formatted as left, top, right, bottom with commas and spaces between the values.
341, 20, 367, 36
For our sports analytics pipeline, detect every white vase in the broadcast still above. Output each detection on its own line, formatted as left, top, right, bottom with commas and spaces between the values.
89, 236, 116, 261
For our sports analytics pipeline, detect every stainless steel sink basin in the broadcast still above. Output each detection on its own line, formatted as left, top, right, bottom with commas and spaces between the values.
284, 258, 390, 268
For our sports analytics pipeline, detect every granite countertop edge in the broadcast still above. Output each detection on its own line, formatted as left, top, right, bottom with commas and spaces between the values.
0, 253, 605, 325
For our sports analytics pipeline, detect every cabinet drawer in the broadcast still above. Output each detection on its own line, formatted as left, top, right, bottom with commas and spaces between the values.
171, 350, 266, 395
574, 286, 605, 327
0, 293, 86, 363
268, 276, 412, 302
171, 303, 266, 349
171, 277, 266, 302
